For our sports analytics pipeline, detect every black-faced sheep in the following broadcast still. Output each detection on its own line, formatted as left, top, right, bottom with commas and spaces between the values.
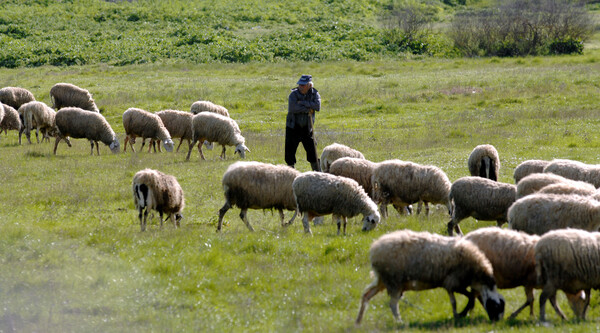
516, 172, 595, 199
132, 169, 184, 232
292, 171, 380, 235
186, 112, 249, 161
543, 159, 600, 188
0, 87, 35, 110
19, 101, 57, 144
320, 142, 365, 173
122, 108, 174, 153
50, 83, 100, 113
448, 176, 516, 236
217, 161, 301, 232
356, 229, 505, 324
190, 100, 230, 117
513, 160, 550, 183
53, 107, 120, 155
468, 144, 500, 181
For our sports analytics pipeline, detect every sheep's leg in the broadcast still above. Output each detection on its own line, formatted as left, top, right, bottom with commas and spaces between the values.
95, 141, 100, 155
278, 209, 285, 226
53, 137, 62, 155
388, 289, 404, 323
301, 214, 313, 235
582, 289, 591, 319
379, 204, 388, 219
147, 139, 153, 153
417, 201, 423, 215
342, 216, 347, 235
175, 214, 182, 228
18, 127, 23, 144
65, 137, 72, 147
239, 208, 254, 231
25, 127, 32, 144
447, 220, 455, 236
508, 286, 534, 320
199, 144, 206, 160
285, 210, 298, 226
158, 211, 164, 229
141, 207, 149, 232
123, 136, 129, 152
217, 201, 231, 231
35, 127, 40, 144
221, 146, 227, 159
335, 215, 341, 235
89, 140, 94, 155
539, 286, 560, 322
455, 288, 476, 318
447, 291, 459, 319
140, 138, 147, 152
129, 136, 137, 153
356, 277, 386, 325
175, 138, 185, 153
185, 139, 198, 161
425, 201, 430, 215
138, 207, 144, 231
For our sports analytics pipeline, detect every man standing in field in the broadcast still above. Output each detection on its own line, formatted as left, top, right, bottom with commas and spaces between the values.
285, 74, 321, 171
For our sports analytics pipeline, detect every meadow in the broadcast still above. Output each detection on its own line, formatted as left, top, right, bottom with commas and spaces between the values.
2, 45, 600, 331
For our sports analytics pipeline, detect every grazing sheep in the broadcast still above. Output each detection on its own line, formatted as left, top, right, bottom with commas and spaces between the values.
0, 87, 35, 110
371, 159, 451, 216
132, 168, 184, 232
516, 173, 595, 199
514, 160, 550, 183
122, 108, 174, 153
468, 144, 500, 181
49, 83, 100, 113
217, 161, 301, 232
448, 176, 516, 236
356, 230, 505, 324
19, 101, 57, 144
291, 171, 380, 235
186, 112, 249, 161
543, 159, 600, 188
538, 182, 598, 198
320, 143, 365, 173
190, 100, 230, 117
535, 229, 600, 321
0, 103, 21, 137
508, 193, 600, 235
155, 110, 194, 152
53, 107, 120, 155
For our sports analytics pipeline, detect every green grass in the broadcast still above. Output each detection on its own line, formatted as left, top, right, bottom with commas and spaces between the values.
2, 48, 600, 331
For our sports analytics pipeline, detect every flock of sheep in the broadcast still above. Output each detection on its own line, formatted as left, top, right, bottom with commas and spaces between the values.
4, 84, 600, 326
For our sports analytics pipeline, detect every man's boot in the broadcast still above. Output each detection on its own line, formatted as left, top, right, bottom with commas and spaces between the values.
311, 161, 321, 172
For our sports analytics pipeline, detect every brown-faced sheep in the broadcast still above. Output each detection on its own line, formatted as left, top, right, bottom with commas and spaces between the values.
19, 101, 57, 144
0, 87, 35, 110
319, 143, 365, 173
53, 107, 119, 155
514, 160, 550, 183
543, 159, 600, 188
132, 169, 184, 232
50, 83, 100, 113
186, 112, 249, 161
122, 108, 174, 153
468, 144, 500, 181
190, 100, 230, 117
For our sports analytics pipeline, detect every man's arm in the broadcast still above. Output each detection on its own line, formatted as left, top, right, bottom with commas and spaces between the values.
304, 90, 321, 111
288, 91, 311, 114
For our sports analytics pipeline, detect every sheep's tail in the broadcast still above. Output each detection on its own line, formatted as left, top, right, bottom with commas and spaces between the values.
50, 93, 57, 110
134, 183, 149, 208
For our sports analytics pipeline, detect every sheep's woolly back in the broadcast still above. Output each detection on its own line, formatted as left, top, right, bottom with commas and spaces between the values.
329, 157, 377, 198
50, 83, 99, 113
516, 173, 593, 199
55, 107, 117, 146
0, 87, 35, 109
450, 176, 516, 222
0, 103, 21, 131
544, 159, 600, 188
465, 227, 540, 289
20, 101, 55, 132
123, 108, 172, 142
191, 112, 244, 146
320, 143, 365, 173
156, 110, 194, 140
468, 144, 500, 180
514, 160, 550, 183
508, 193, 600, 235
132, 168, 185, 215
222, 161, 301, 211
538, 182, 597, 197
293, 172, 378, 219
190, 100, 230, 117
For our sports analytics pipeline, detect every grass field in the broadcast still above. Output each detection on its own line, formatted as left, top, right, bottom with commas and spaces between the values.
1, 45, 600, 331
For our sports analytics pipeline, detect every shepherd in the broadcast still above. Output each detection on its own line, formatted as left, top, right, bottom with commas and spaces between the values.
285, 74, 321, 171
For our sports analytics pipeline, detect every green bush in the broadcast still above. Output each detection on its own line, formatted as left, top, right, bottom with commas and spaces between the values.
549, 37, 584, 55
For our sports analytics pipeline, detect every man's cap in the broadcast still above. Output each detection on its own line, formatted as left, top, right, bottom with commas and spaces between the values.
297, 74, 312, 85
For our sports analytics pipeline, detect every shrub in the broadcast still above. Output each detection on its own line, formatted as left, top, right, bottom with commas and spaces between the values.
549, 37, 584, 55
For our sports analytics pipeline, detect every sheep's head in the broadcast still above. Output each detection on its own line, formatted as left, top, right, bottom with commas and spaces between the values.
109, 140, 120, 154
234, 143, 250, 158
163, 139, 174, 152
361, 212, 380, 231
477, 284, 505, 322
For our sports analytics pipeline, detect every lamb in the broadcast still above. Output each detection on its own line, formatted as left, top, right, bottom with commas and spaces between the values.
535, 229, 600, 321
0, 87, 35, 110
49, 83, 100, 113
132, 168, 185, 232
0, 103, 21, 137
448, 176, 516, 236
516, 172, 595, 199
543, 159, 600, 188
122, 108, 174, 153
53, 107, 120, 155
190, 100, 230, 117
291, 171, 380, 235
185, 112, 249, 161
508, 193, 600, 235
155, 110, 194, 152
217, 161, 301, 232
513, 160, 550, 183
320, 143, 365, 173
19, 101, 57, 144
468, 144, 500, 181
355, 229, 505, 324
371, 159, 451, 216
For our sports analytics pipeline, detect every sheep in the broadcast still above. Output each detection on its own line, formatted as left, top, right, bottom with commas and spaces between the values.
355, 229, 505, 324
19, 101, 57, 144
514, 159, 550, 183
0, 87, 35, 110
155, 110, 194, 152
291, 171, 380, 235
185, 112, 249, 161
538, 182, 599, 198
0, 103, 4, 129
371, 159, 451, 217
53, 107, 120, 155
543, 159, 600, 188
132, 168, 184, 232
535, 229, 600, 321
217, 161, 301, 232
516, 172, 595, 199
508, 193, 600, 235
319, 143, 365, 173
468, 144, 500, 181
49, 83, 100, 113
122, 108, 174, 153
0, 103, 21, 138
190, 100, 230, 117
448, 176, 516, 236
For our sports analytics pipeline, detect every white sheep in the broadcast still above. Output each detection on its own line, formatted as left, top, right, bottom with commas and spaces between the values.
291, 171, 380, 235
543, 159, 600, 188
50, 83, 100, 113
516, 172, 595, 199
537, 182, 599, 198
217, 161, 301, 232
468, 144, 500, 181
155, 110, 194, 152
356, 229, 505, 324
535, 229, 600, 321
132, 168, 185, 232
122, 108, 174, 153
53, 107, 120, 155
508, 193, 600, 235
0, 87, 35, 110
448, 176, 516, 236
185, 112, 249, 161
190, 100, 230, 117
0, 103, 21, 138
19, 101, 57, 144
320, 142, 365, 173
513, 159, 550, 183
